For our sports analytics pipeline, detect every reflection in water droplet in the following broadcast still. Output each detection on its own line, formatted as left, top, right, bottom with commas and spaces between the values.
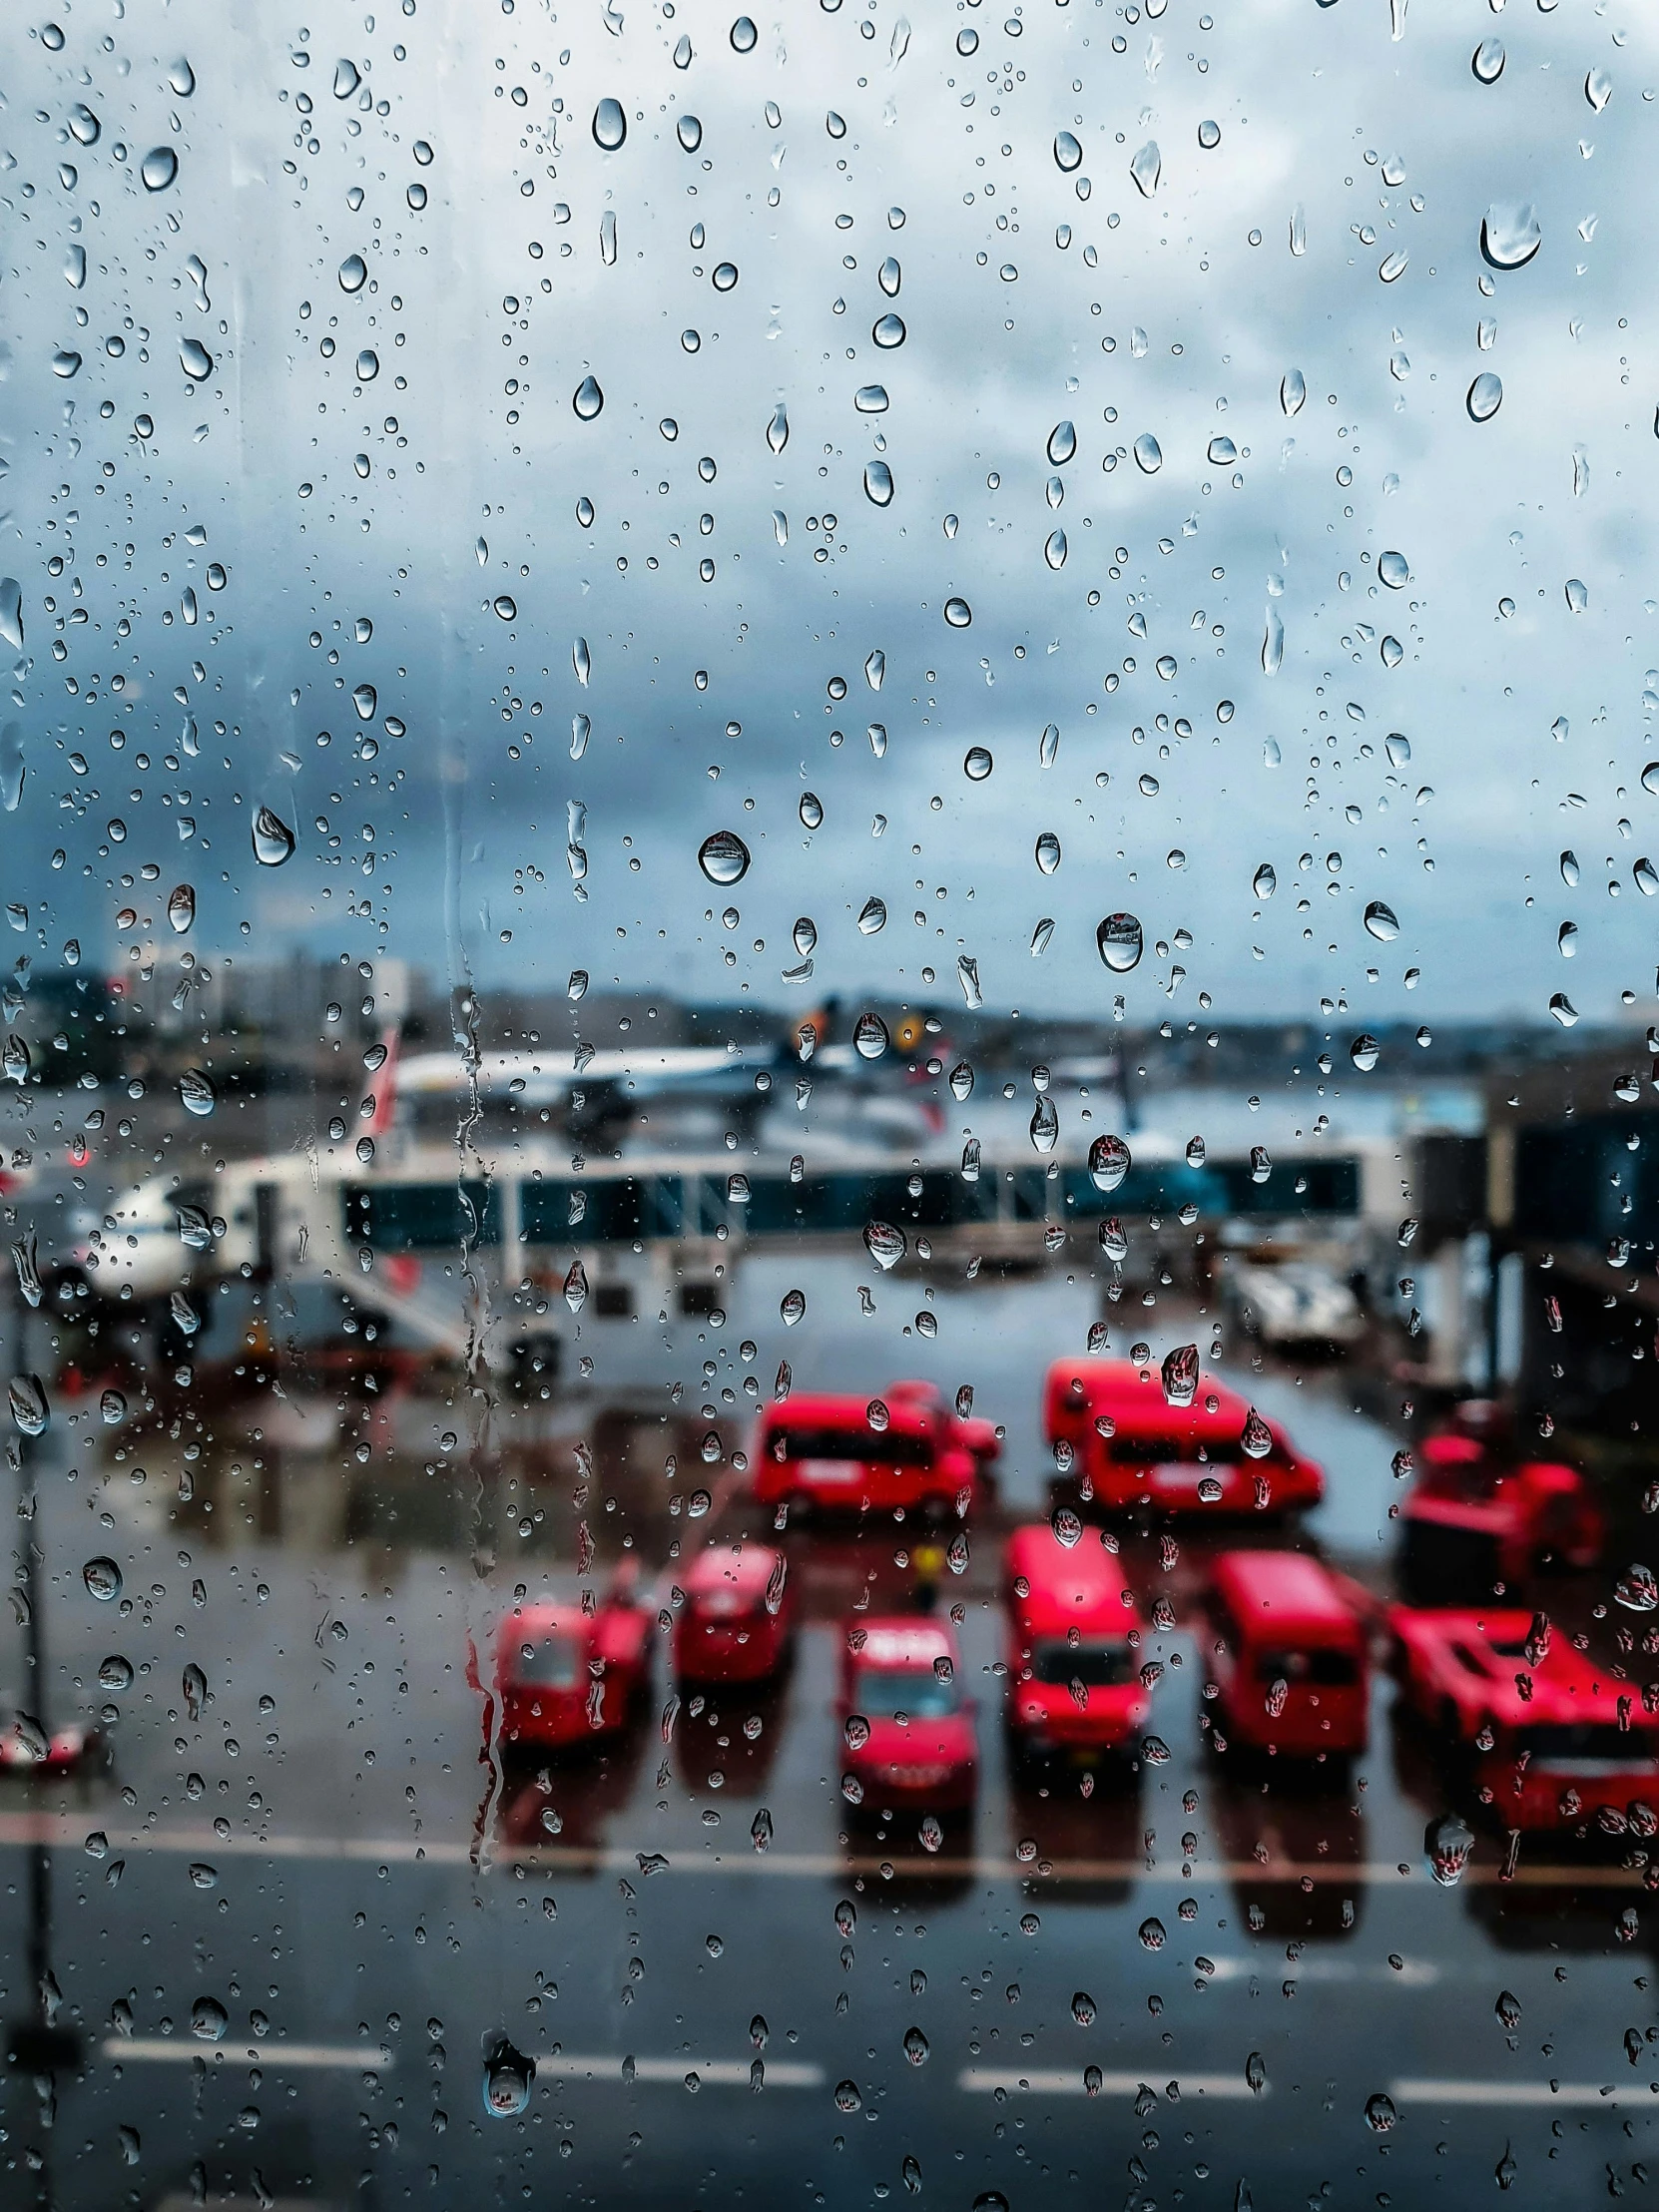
1054, 131, 1083, 173
678, 114, 703, 152
698, 830, 751, 885
179, 1069, 217, 1117
1350, 1034, 1381, 1073
944, 597, 972, 628
1030, 1096, 1058, 1152
854, 384, 888, 414
9, 1376, 49, 1436
1472, 36, 1505, 83
1096, 912, 1143, 973
1207, 435, 1237, 466
766, 403, 789, 455
1130, 141, 1161, 198
483, 2039, 536, 2118
1161, 1344, 1199, 1406
1044, 529, 1067, 570
593, 98, 627, 149
1467, 371, 1502, 422
351, 683, 377, 721
141, 146, 179, 192
68, 104, 101, 147
871, 312, 906, 350
252, 807, 295, 865
180, 338, 214, 381
1133, 433, 1162, 474
854, 1012, 889, 1059
338, 253, 368, 292
1586, 66, 1612, 112
1241, 1407, 1274, 1459
84, 1557, 123, 1602
864, 1219, 906, 1270
573, 374, 605, 420
1198, 118, 1221, 150
1379, 549, 1410, 590
731, 14, 759, 50
1035, 831, 1061, 875
1046, 419, 1076, 467
1088, 1134, 1131, 1192
1281, 368, 1306, 416
963, 746, 992, 782
1481, 202, 1541, 271
800, 792, 824, 829
863, 460, 894, 506
781, 1288, 807, 1327
1364, 899, 1399, 941
856, 896, 886, 935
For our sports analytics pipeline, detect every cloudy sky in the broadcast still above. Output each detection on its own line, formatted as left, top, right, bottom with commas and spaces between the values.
1, 0, 1656, 1041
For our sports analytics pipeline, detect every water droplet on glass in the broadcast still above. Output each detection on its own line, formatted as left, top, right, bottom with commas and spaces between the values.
9, 1376, 49, 1436
699, 830, 751, 884
1564, 577, 1588, 614
1047, 420, 1077, 467
1133, 433, 1163, 474
1052, 1506, 1083, 1549
878, 257, 901, 298
1130, 141, 1161, 197
903, 2025, 929, 2065
856, 896, 887, 935
871, 312, 906, 350
564, 1261, 589, 1315
483, 2038, 536, 2117
1088, 1134, 1131, 1193
956, 955, 983, 1009
962, 745, 993, 783
1033, 831, 1062, 876
864, 460, 894, 506
1030, 1096, 1059, 1153
731, 13, 759, 50
1350, 1034, 1381, 1073
854, 1010, 889, 1057
1379, 549, 1410, 590
181, 338, 214, 381
1162, 1344, 1199, 1407
1364, 899, 1399, 941
800, 792, 824, 830
179, 1069, 217, 1117
1365, 2091, 1397, 2134
338, 253, 368, 293
781, 1289, 807, 1328
1241, 1407, 1273, 1460
573, 374, 605, 421
68, 104, 101, 147
593, 98, 627, 149
1054, 130, 1083, 173
83, 1557, 122, 1602
191, 1996, 229, 2043
1097, 912, 1144, 973
1481, 203, 1541, 271
0, 581, 22, 654
1207, 435, 1238, 467
1425, 1811, 1475, 1886
1467, 370, 1503, 422
1138, 1916, 1167, 1951
1586, 66, 1612, 112
52, 348, 82, 379
252, 807, 295, 865
864, 1220, 906, 1271
766, 402, 790, 455
1472, 36, 1505, 83
1044, 529, 1068, 570
677, 113, 704, 153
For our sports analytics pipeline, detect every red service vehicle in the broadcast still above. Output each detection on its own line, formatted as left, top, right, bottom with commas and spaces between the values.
1002, 1522, 1149, 1768
674, 1541, 793, 1685
838, 1616, 978, 1818
494, 1572, 654, 1755
1043, 1359, 1324, 1515
1400, 1431, 1603, 1603
1209, 1550, 1369, 1760
753, 1385, 993, 1520
1388, 1605, 1659, 1834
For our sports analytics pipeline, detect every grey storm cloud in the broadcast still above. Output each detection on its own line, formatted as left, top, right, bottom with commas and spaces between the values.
0, 0, 1654, 1027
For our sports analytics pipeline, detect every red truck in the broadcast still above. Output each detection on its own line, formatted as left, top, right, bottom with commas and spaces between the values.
753, 1384, 995, 1521
838, 1616, 978, 1821
1001, 1522, 1148, 1771
1043, 1358, 1324, 1515
1209, 1549, 1370, 1762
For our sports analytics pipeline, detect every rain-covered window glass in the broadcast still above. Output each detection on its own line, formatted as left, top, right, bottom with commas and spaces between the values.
1, 0, 1655, 2203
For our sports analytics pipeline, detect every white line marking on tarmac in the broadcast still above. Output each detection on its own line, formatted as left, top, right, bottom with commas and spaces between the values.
1391, 2077, 1657, 2109
0, 1817, 1639, 1890
104, 2038, 393, 2070
536, 2055, 824, 2089
958, 2067, 1261, 2099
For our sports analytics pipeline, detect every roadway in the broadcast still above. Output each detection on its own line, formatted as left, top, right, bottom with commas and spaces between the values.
0, 1251, 1650, 2209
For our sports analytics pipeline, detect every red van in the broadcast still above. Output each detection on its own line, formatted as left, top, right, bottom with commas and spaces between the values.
494, 1576, 655, 1754
1001, 1523, 1148, 1769
753, 1388, 985, 1520
673, 1542, 793, 1685
837, 1616, 978, 1819
1209, 1550, 1369, 1760
1389, 1605, 1659, 1835
1400, 1432, 1603, 1601
1043, 1359, 1323, 1515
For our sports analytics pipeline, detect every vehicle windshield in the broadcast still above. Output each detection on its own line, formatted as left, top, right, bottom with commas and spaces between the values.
771, 1426, 932, 1466
513, 1637, 581, 1691
1253, 1646, 1359, 1686
1031, 1639, 1138, 1689
854, 1667, 961, 1720
1516, 1724, 1650, 1768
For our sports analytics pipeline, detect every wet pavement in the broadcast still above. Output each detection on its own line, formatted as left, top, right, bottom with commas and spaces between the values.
0, 1252, 1653, 2209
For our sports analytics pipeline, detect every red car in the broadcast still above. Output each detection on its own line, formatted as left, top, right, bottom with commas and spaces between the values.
838, 1616, 978, 1819
753, 1385, 992, 1521
1209, 1550, 1369, 1760
673, 1541, 793, 1685
494, 1574, 655, 1754
1043, 1359, 1324, 1515
1002, 1523, 1148, 1768
1388, 1605, 1659, 1834
1400, 1432, 1603, 1602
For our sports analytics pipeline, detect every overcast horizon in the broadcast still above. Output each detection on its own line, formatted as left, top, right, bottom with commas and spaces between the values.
2, 0, 1656, 1040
